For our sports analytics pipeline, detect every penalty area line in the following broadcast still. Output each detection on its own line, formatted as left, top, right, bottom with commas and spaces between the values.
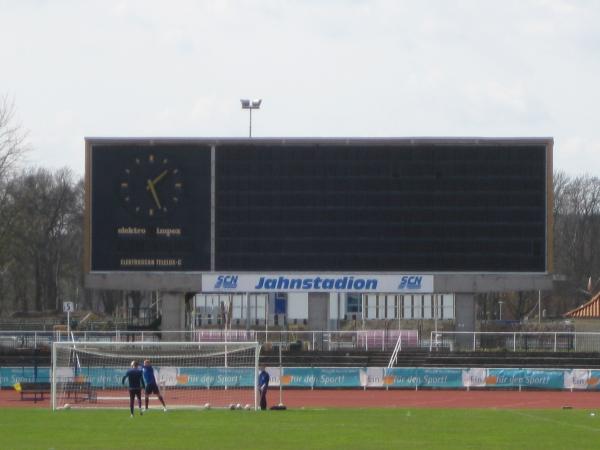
505, 409, 600, 433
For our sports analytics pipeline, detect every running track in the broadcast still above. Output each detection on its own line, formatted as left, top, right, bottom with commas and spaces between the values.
1, 389, 599, 409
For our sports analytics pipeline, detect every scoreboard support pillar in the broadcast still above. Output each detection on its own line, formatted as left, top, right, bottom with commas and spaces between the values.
454, 293, 476, 350
161, 292, 186, 335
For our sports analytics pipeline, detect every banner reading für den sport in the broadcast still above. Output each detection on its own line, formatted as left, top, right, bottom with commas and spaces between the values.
3, 367, 600, 390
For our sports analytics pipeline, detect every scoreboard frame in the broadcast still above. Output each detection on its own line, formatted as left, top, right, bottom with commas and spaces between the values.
84, 137, 553, 292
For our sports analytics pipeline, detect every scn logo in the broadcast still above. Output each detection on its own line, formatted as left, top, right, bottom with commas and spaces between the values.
214, 275, 238, 289
398, 276, 422, 290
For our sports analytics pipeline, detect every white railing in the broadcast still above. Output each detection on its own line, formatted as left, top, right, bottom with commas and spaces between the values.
387, 331, 423, 368
5, 329, 600, 353
194, 330, 418, 351
0, 329, 419, 352
428, 331, 598, 352
0, 331, 54, 350
388, 335, 402, 369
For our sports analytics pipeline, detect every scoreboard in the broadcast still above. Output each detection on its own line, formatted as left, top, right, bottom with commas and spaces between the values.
85, 138, 552, 275
88, 142, 212, 272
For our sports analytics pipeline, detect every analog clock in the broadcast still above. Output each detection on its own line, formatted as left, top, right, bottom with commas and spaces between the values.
119, 153, 183, 217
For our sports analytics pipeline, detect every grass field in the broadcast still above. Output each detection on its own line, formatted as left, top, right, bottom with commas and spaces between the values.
1, 408, 600, 450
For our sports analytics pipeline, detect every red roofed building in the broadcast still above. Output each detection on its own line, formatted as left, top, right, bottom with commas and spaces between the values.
564, 292, 600, 318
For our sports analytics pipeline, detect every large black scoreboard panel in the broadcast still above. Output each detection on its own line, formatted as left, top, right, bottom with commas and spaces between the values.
87, 138, 550, 274
215, 142, 548, 272
90, 142, 212, 271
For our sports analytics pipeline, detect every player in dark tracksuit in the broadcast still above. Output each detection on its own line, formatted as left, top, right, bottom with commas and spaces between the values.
122, 361, 145, 417
258, 365, 270, 410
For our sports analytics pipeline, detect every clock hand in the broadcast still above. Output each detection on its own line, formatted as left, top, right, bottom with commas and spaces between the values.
150, 170, 168, 186
146, 179, 162, 209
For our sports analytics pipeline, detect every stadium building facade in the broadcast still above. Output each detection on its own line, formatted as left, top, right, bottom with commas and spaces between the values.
84, 137, 554, 333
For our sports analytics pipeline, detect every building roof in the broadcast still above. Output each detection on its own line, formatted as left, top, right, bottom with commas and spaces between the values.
564, 292, 600, 318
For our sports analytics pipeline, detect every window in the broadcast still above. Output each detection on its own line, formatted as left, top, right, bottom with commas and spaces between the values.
403, 295, 413, 319
413, 295, 423, 318
347, 294, 362, 314
441, 294, 455, 319
423, 295, 433, 319
250, 294, 267, 322
275, 294, 287, 314
232, 294, 244, 319
386, 295, 397, 319
366, 294, 377, 319
396, 294, 455, 320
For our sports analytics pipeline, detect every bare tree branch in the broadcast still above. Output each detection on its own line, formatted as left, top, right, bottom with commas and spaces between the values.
0, 95, 28, 182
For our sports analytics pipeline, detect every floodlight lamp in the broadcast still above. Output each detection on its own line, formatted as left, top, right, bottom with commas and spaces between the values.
251, 99, 262, 108
240, 99, 251, 109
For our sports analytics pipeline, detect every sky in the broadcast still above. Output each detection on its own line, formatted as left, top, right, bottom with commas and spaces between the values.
0, 0, 599, 177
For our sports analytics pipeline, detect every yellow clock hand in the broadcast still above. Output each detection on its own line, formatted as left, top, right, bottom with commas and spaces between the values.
151, 170, 168, 185
146, 179, 162, 209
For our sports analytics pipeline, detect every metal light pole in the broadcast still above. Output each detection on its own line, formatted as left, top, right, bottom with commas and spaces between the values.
240, 99, 262, 137
434, 294, 438, 337
538, 290, 541, 324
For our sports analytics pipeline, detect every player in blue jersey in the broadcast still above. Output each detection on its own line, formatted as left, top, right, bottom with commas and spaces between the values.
258, 364, 270, 410
143, 359, 167, 411
122, 361, 145, 417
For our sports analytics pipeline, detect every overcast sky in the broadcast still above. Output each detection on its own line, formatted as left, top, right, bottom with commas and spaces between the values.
1, 0, 599, 177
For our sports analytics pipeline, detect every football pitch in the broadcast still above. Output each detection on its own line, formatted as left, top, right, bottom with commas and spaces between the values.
1, 408, 600, 450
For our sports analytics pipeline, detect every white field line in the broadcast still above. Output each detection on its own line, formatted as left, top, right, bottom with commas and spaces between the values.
58, 405, 249, 410
505, 409, 600, 433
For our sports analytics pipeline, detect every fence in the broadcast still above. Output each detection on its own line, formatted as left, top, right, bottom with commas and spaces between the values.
0, 330, 418, 352
0, 320, 129, 332
429, 331, 600, 352
195, 329, 419, 351
5, 330, 600, 353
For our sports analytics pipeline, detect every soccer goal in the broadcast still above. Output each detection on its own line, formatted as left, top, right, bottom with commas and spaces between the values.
51, 341, 261, 411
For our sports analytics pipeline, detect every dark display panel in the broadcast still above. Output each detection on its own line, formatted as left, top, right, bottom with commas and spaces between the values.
90, 143, 211, 271
215, 143, 547, 271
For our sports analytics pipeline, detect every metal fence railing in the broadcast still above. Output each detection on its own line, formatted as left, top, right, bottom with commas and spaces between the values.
429, 331, 600, 352
193, 329, 419, 352
0, 329, 419, 352
0, 320, 129, 332
5, 330, 600, 353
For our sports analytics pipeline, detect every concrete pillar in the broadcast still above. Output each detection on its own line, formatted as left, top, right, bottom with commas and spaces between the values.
328, 293, 340, 330
454, 293, 475, 350
160, 292, 186, 338
307, 293, 329, 330
245, 293, 251, 330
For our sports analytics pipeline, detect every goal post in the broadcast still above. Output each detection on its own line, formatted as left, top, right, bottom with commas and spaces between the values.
51, 341, 261, 411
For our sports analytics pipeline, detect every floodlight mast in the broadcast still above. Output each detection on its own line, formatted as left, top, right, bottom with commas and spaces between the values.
240, 99, 262, 137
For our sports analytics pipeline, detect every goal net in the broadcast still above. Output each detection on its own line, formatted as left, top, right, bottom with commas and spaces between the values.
51, 341, 260, 410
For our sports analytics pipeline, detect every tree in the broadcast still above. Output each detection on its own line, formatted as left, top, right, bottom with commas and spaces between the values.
0, 95, 27, 182
0, 95, 28, 315
4, 168, 83, 313
553, 171, 600, 313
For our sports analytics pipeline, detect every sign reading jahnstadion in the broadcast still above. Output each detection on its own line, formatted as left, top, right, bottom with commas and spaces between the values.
201, 274, 434, 293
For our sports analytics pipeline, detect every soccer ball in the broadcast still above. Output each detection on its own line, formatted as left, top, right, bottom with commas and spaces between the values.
203, 403, 211, 410
244, 404, 251, 410
63, 404, 71, 410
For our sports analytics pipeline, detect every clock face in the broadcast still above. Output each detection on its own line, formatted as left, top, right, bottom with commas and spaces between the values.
119, 153, 183, 218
